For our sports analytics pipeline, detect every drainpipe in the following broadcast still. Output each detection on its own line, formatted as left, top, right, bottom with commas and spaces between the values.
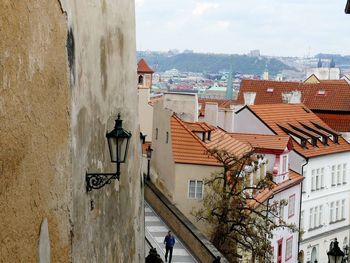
298, 158, 309, 261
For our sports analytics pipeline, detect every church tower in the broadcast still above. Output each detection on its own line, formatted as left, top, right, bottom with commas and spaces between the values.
137, 58, 154, 141
225, 65, 233, 99
137, 58, 154, 89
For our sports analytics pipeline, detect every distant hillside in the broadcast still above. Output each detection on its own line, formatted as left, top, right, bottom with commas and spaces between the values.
137, 51, 294, 75
315, 53, 350, 68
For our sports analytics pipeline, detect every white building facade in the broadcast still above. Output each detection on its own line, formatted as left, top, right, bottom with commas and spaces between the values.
234, 104, 350, 263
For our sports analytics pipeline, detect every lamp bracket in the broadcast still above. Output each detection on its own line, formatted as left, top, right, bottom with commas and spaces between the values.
86, 172, 119, 192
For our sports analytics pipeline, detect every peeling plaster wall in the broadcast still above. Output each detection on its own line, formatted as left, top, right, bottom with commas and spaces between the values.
0, 1, 71, 262
67, 0, 143, 262
1, 0, 143, 262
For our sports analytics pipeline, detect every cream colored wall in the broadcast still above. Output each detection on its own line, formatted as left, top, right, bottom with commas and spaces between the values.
138, 88, 153, 141
163, 93, 198, 122
151, 100, 176, 200
1, 0, 143, 262
173, 163, 220, 235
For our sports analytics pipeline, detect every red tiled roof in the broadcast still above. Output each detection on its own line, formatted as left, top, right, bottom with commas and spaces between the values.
229, 133, 291, 152
171, 115, 251, 165
255, 170, 303, 203
142, 142, 151, 155
246, 104, 350, 158
237, 79, 350, 111
137, 58, 154, 74
320, 79, 349, 85
183, 121, 215, 132
314, 112, 350, 132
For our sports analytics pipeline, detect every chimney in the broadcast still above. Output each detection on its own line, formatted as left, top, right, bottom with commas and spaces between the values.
163, 92, 198, 122
204, 102, 218, 127
243, 92, 256, 106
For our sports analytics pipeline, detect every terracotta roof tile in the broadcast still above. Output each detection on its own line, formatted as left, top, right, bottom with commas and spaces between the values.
171, 115, 251, 165
137, 58, 154, 74
247, 104, 350, 158
237, 79, 350, 111
255, 170, 304, 203
229, 133, 291, 152
314, 112, 350, 132
320, 79, 349, 85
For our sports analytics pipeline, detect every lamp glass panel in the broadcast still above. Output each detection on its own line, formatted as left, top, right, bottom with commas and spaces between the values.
328, 255, 344, 263
116, 137, 129, 163
107, 137, 117, 162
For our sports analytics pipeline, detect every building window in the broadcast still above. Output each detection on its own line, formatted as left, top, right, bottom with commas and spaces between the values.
343, 164, 347, 184
138, 75, 144, 85
331, 165, 336, 186
188, 180, 203, 199
314, 207, 318, 227
288, 195, 295, 218
337, 164, 342, 185
316, 168, 320, 190
155, 128, 158, 140
285, 236, 293, 261
336, 201, 340, 221
330, 202, 334, 223
309, 208, 313, 229
311, 169, 315, 191
321, 168, 325, 188
166, 132, 169, 144
341, 200, 345, 219
319, 205, 323, 226
282, 155, 288, 173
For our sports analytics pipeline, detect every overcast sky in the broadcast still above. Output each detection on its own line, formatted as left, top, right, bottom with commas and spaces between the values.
135, 0, 350, 57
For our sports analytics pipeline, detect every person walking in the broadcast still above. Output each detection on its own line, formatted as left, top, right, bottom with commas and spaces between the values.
164, 230, 175, 262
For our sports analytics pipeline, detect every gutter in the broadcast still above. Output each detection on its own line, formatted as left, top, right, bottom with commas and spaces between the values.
298, 158, 309, 259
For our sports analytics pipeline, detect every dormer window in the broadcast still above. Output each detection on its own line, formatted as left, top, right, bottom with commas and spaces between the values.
317, 90, 326, 96
267, 88, 274, 93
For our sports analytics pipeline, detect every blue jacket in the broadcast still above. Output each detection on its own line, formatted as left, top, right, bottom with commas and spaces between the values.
164, 235, 175, 247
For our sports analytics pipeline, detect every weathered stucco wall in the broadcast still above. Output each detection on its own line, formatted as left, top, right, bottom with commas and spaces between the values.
0, 1, 71, 262
1, 0, 143, 262
65, 0, 143, 262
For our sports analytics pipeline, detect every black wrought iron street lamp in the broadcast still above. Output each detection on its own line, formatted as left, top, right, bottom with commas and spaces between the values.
146, 145, 153, 181
328, 239, 345, 263
86, 114, 132, 192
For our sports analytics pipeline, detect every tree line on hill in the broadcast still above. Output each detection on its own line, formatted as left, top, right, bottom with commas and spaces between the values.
137, 51, 294, 75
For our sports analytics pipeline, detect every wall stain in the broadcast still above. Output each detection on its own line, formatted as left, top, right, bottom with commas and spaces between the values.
100, 37, 108, 98
66, 27, 75, 86
117, 28, 124, 57
101, 0, 107, 14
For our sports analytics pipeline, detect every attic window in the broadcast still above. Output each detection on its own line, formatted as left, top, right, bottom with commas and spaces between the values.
317, 90, 326, 96
267, 88, 274, 93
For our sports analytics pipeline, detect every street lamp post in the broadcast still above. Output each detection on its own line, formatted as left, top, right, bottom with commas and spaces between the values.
146, 145, 153, 181
85, 114, 132, 191
328, 239, 345, 263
